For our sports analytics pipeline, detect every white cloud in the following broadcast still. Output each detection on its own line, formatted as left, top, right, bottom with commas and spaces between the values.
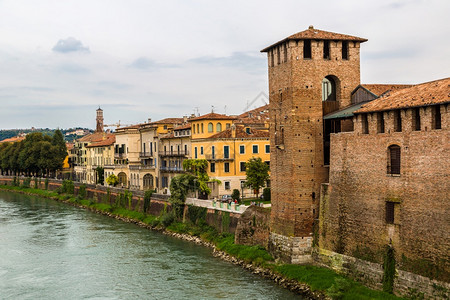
52, 37, 90, 53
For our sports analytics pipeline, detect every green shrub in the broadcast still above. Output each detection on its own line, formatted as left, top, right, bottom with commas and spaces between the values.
78, 184, 87, 199
61, 180, 74, 194
34, 177, 38, 188
161, 212, 175, 227
21, 177, 31, 188
327, 277, 351, 300
231, 189, 240, 201
44, 178, 49, 190
143, 190, 153, 213
187, 205, 207, 225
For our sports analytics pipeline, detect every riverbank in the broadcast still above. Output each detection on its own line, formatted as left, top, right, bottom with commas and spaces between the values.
0, 185, 404, 300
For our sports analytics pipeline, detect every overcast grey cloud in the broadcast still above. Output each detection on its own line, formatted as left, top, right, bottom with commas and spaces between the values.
0, 0, 448, 129
52, 37, 90, 53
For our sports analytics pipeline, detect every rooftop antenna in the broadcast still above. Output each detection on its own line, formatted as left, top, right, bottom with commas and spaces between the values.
211, 105, 215, 113
224, 105, 227, 115
194, 107, 199, 116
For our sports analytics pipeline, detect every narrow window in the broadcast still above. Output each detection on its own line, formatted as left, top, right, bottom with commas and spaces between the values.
413, 108, 421, 131
224, 162, 230, 173
184, 144, 187, 154
240, 162, 246, 172
388, 145, 401, 175
342, 41, 349, 60
211, 146, 215, 159
385, 202, 395, 224
224, 181, 230, 190
216, 123, 222, 132
200, 146, 203, 155
223, 145, 229, 159
265, 144, 270, 153
252, 145, 259, 154
277, 46, 281, 65
303, 39, 311, 59
270, 50, 274, 67
323, 40, 330, 59
210, 162, 215, 173
394, 110, 402, 132
208, 123, 213, 132
362, 114, 369, 134
377, 112, 385, 133
432, 106, 441, 129
194, 147, 198, 159
196, 124, 199, 134
239, 145, 245, 154
226, 123, 231, 129
201, 123, 204, 133
283, 43, 288, 62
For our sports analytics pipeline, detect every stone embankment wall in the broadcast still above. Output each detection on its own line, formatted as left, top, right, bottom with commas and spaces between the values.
234, 206, 270, 247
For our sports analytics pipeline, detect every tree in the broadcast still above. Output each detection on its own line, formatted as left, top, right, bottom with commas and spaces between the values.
245, 157, 270, 198
106, 174, 119, 186
96, 167, 104, 185
182, 159, 220, 199
231, 189, 240, 201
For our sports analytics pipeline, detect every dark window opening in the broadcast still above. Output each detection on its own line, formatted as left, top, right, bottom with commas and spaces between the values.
270, 50, 274, 67
283, 43, 288, 62
322, 76, 337, 101
303, 39, 311, 59
277, 46, 281, 65
362, 114, 369, 134
342, 41, 349, 60
323, 40, 330, 59
413, 108, 421, 131
224, 162, 230, 173
240, 162, 246, 172
377, 112, 385, 133
386, 202, 395, 224
210, 162, 215, 173
394, 110, 402, 132
388, 145, 401, 175
432, 105, 441, 129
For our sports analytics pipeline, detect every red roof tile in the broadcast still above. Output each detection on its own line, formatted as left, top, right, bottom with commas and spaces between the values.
86, 134, 115, 148
360, 84, 413, 97
261, 26, 367, 52
188, 112, 236, 122
356, 78, 450, 113
208, 125, 269, 139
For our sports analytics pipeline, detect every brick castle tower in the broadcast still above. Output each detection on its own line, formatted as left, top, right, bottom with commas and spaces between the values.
261, 26, 367, 263
96, 107, 104, 133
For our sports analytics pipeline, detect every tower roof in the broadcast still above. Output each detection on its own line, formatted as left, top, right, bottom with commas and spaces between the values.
261, 26, 367, 52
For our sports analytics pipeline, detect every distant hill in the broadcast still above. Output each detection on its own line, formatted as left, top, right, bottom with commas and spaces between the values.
0, 128, 94, 142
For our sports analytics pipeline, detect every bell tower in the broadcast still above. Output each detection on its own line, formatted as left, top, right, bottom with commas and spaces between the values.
96, 107, 104, 133
261, 26, 367, 263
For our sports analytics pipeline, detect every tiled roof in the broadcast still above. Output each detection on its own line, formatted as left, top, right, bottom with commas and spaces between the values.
236, 104, 269, 125
356, 78, 450, 114
360, 84, 413, 97
77, 132, 106, 142
150, 118, 184, 125
174, 123, 191, 130
261, 26, 367, 52
208, 125, 269, 139
0, 136, 25, 143
188, 112, 236, 122
66, 143, 74, 151
86, 134, 115, 148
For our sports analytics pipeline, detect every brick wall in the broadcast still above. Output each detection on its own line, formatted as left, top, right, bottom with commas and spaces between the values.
319, 104, 450, 283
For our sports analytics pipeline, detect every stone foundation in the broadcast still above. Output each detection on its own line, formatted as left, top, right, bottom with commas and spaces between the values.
268, 232, 313, 264
315, 248, 450, 299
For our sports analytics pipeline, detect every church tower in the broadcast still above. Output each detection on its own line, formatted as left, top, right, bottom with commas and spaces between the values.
261, 26, 367, 263
96, 107, 104, 133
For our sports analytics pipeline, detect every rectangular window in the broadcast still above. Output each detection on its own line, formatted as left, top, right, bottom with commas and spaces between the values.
362, 114, 369, 134
394, 110, 402, 132
211, 146, 215, 159
283, 43, 288, 62
303, 40, 311, 59
252, 145, 259, 154
210, 162, 215, 173
377, 112, 385, 133
386, 202, 395, 224
265, 144, 270, 153
342, 41, 349, 60
239, 145, 245, 154
389, 145, 401, 175
413, 108, 421, 131
276, 45, 281, 65
194, 147, 198, 159
432, 105, 441, 129
200, 146, 204, 155
323, 40, 330, 59
240, 162, 246, 172
224, 145, 229, 159
224, 181, 231, 190
224, 162, 230, 173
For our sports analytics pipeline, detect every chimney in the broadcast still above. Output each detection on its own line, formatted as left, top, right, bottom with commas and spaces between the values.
148, 118, 152, 123
231, 124, 236, 138
183, 115, 188, 123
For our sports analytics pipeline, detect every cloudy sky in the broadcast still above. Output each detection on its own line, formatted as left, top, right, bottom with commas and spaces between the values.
0, 0, 448, 129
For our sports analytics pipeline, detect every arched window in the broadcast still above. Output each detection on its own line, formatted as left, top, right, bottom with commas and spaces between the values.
388, 145, 401, 175
322, 76, 337, 101
196, 124, 199, 134
201, 123, 204, 133
216, 123, 222, 132
208, 122, 213, 132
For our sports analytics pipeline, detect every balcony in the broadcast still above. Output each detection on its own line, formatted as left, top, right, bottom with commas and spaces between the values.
205, 154, 233, 161
129, 164, 156, 171
139, 152, 154, 158
159, 150, 189, 157
114, 153, 126, 159
160, 167, 184, 173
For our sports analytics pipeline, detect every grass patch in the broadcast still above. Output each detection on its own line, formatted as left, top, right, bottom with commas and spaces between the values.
241, 198, 271, 206
273, 264, 404, 299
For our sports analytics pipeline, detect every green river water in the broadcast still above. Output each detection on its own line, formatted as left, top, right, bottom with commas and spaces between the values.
0, 191, 300, 299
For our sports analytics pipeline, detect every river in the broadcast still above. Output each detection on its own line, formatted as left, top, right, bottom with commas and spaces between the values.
0, 191, 300, 299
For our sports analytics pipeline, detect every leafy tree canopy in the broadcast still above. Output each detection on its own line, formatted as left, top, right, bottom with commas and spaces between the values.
245, 157, 270, 197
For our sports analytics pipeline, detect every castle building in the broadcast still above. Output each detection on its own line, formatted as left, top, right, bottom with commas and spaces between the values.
261, 25, 367, 263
